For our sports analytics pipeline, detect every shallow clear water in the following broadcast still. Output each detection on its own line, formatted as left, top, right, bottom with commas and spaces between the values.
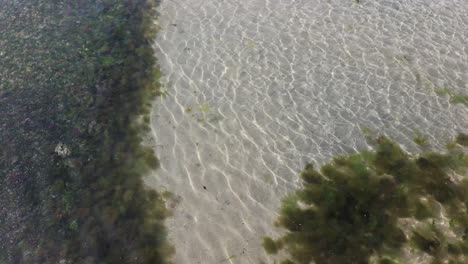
151, 0, 468, 263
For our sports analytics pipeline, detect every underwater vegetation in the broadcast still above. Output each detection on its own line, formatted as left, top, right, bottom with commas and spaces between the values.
413, 130, 430, 147
456, 133, 468, 146
1, 0, 172, 263
264, 134, 468, 264
434, 88, 468, 107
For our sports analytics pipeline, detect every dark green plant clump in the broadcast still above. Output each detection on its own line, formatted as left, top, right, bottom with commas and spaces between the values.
0, 0, 172, 263
456, 133, 468, 146
264, 135, 468, 264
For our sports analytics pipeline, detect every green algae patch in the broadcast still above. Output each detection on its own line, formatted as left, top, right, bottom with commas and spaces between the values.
198, 103, 212, 114
247, 39, 256, 49
0, 0, 173, 263
264, 135, 468, 264
434, 88, 468, 106
413, 130, 429, 147
450, 95, 468, 106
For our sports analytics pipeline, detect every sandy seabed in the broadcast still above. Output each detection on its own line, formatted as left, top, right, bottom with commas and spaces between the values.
146, 0, 468, 263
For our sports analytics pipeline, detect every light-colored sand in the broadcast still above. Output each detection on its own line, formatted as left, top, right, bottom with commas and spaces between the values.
146, 0, 468, 263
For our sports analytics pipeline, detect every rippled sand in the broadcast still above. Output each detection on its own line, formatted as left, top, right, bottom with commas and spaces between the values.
147, 0, 468, 263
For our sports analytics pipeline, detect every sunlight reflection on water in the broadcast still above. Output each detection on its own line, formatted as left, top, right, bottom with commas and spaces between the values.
150, 0, 468, 263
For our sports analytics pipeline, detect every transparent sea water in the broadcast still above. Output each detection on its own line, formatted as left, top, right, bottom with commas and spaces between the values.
151, 0, 468, 263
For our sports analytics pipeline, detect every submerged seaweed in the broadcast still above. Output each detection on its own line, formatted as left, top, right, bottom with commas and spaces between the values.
0, 0, 172, 263
264, 134, 468, 264
434, 88, 468, 107
413, 130, 430, 147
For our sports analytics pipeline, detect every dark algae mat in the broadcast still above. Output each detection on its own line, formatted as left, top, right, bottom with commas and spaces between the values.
0, 0, 172, 263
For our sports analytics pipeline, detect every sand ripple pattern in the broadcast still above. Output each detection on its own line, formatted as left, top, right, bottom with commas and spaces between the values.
149, 0, 468, 263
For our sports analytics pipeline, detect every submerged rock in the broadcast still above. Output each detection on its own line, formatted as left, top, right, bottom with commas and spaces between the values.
54, 142, 70, 157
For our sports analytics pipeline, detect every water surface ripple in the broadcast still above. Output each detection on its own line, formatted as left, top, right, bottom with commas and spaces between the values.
149, 0, 468, 263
